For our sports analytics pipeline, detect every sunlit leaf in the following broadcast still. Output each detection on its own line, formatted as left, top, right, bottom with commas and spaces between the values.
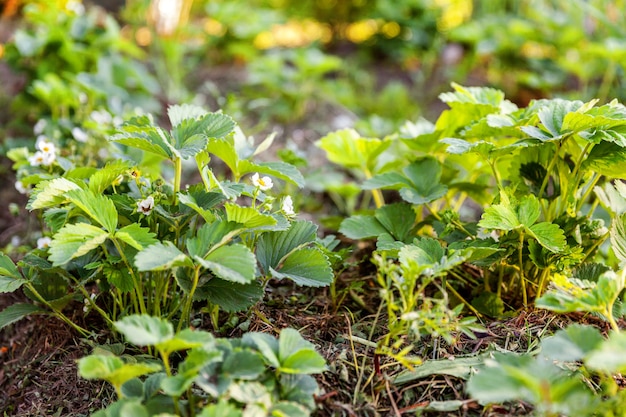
28, 177, 81, 210
195, 244, 256, 284
49, 223, 109, 266
66, 189, 118, 232
114, 224, 157, 251
316, 129, 390, 171
135, 242, 193, 271
114, 315, 174, 346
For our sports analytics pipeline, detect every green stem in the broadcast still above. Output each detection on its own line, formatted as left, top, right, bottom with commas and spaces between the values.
576, 172, 601, 214
445, 281, 483, 317
24, 282, 91, 337
364, 168, 384, 209
178, 266, 201, 332
159, 349, 181, 414
111, 238, 147, 315
536, 267, 552, 299
518, 231, 528, 307
173, 157, 182, 205
488, 158, 503, 191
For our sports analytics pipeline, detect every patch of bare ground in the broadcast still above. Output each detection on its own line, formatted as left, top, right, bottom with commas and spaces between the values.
0, 292, 114, 416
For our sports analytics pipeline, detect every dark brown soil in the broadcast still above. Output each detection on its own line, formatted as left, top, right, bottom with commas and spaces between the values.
0, 293, 113, 416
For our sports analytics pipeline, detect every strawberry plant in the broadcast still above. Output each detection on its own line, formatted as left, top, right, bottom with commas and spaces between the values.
78, 315, 326, 417
319, 84, 626, 321
0, 105, 334, 334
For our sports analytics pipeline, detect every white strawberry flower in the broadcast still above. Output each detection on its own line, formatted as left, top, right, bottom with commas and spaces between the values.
282, 195, 295, 216
15, 180, 28, 194
28, 152, 44, 166
72, 127, 89, 143
137, 196, 155, 215
251, 173, 273, 191
36, 136, 56, 154
37, 237, 52, 249
33, 119, 47, 135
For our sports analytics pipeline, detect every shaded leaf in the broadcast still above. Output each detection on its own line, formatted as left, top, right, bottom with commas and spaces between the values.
270, 248, 333, 287
0, 303, 46, 330
257, 221, 317, 274
195, 244, 256, 284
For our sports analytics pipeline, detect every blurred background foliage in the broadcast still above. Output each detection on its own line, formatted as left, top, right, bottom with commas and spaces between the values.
2, 0, 626, 139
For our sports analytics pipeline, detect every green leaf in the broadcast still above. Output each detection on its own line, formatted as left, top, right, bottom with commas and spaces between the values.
517, 195, 541, 227
243, 332, 281, 368
256, 221, 317, 274
478, 204, 520, 231
440, 138, 498, 157
0, 303, 46, 330
339, 215, 388, 240
28, 178, 81, 210
374, 203, 416, 242
187, 221, 242, 258
222, 349, 265, 379
156, 328, 215, 355
197, 400, 242, 417
112, 117, 174, 160
195, 244, 256, 284
135, 242, 193, 271
585, 331, 626, 373
178, 189, 225, 223
167, 104, 209, 126
467, 352, 593, 411
271, 401, 311, 417
562, 101, 626, 134
610, 213, 626, 266
583, 141, 626, 177
207, 137, 240, 175
225, 203, 277, 229
78, 355, 162, 388
107, 269, 135, 293
537, 99, 583, 137
471, 292, 505, 317
361, 172, 409, 190
540, 325, 604, 362
48, 223, 109, 266
66, 189, 118, 232
439, 83, 505, 106
114, 315, 174, 347
0, 275, 27, 293
536, 270, 625, 321
394, 354, 487, 384
316, 129, 390, 171
527, 222, 566, 253
161, 349, 222, 396
239, 160, 305, 188
365, 158, 448, 205
0, 252, 22, 282
278, 328, 326, 374
199, 279, 263, 312
89, 160, 132, 194
270, 248, 333, 287
115, 224, 158, 251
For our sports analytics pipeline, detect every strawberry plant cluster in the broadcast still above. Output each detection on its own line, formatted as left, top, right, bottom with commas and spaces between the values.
3, 1, 626, 416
